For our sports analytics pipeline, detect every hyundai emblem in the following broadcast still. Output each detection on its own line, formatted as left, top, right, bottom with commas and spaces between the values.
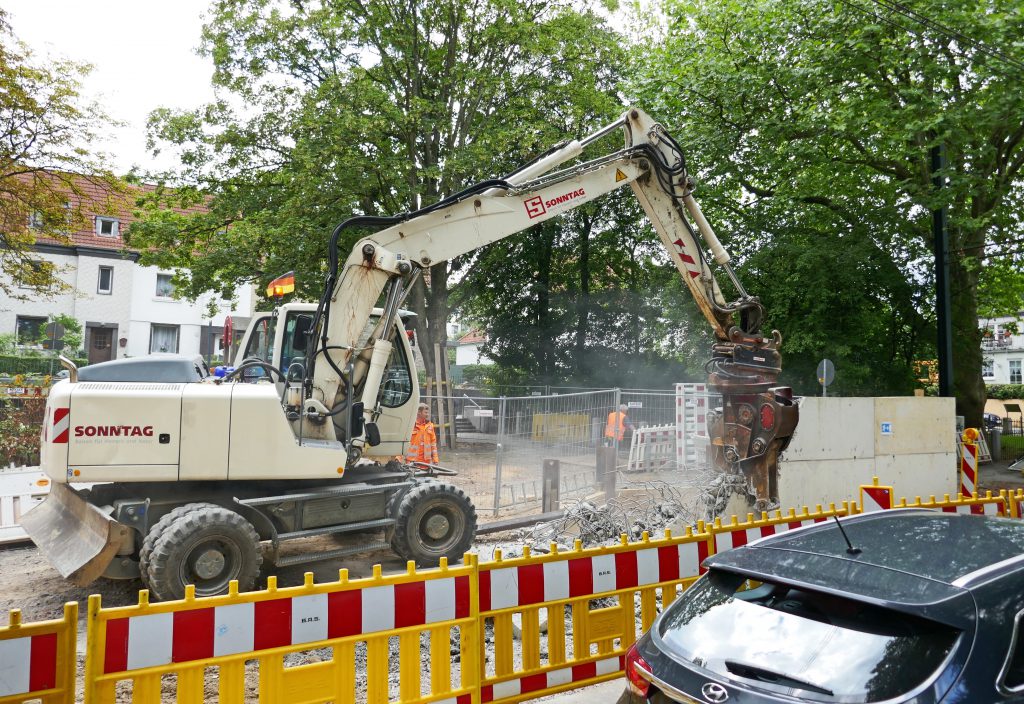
701, 682, 729, 703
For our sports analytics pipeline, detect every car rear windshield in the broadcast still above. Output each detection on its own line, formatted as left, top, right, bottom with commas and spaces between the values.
658, 569, 960, 702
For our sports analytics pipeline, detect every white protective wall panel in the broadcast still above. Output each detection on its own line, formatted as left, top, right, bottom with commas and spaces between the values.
781, 397, 874, 462
873, 452, 958, 501
777, 396, 956, 509
874, 397, 956, 456
179, 384, 231, 480
777, 458, 877, 510
227, 383, 347, 480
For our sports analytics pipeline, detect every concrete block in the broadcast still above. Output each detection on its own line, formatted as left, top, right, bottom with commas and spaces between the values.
511, 610, 548, 639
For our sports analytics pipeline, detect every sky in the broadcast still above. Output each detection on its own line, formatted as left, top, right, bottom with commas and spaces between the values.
6, 0, 217, 174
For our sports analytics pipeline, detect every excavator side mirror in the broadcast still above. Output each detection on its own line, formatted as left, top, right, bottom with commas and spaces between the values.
350, 402, 365, 439
364, 422, 381, 446
291, 314, 313, 352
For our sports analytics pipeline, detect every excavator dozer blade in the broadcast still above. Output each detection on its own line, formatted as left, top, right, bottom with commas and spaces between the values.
20, 481, 129, 587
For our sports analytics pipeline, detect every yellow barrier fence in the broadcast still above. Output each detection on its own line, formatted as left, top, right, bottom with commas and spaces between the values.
84, 559, 479, 704
2, 481, 1017, 703
0, 602, 77, 704
890, 489, 1007, 516
476, 524, 713, 704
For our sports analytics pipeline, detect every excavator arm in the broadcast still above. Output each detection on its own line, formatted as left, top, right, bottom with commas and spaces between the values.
299, 107, 797, 511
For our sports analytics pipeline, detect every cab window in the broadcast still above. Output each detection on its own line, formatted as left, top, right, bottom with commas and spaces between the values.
381, 334, 413, 408
281, 312, 312, 375
243, 317, 275, 364
355, 315, 413, 408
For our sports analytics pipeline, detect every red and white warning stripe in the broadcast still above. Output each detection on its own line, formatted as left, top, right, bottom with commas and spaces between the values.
960, 442, 978, 498
50, 408, 70, 444
714, 517, 827, 552
1012, 496, 1024, 519
482, 655, 625, 702
860, 485, 893, 513
669, 238, 703, 279
479, 544, 708, 612
940, 502, 999, 516
103, 576, 470, 673
0, 633, 58, 697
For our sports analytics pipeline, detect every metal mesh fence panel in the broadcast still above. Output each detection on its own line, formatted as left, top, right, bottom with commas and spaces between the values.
423, 390, 619, 516
422, 387, 727, 519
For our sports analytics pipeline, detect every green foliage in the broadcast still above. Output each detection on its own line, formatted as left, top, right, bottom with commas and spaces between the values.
0, 10, 121, 299
455, 192, 704, 388
0, 334, 15, 355
0, 399, 45, 467
0, 355, 86, 376
987, 385, 1024, 401
130, 0, 626, 382
633, 0, 1024, 409
460, 364, 495, 388
47, 314, 82, 352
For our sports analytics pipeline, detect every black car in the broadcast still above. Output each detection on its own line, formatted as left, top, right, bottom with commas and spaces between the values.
621, 509, 1024, 703
985, 413, 1003, 431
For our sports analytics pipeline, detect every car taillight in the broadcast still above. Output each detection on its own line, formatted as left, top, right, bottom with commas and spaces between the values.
625, 642, 652, 698
760, 403, 775, 430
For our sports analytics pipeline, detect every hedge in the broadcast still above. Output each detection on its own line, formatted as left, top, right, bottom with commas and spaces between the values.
0, 354, 88, 377
988, 385, 1024, 401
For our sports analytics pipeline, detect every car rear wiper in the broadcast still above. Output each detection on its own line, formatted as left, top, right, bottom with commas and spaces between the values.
725, 660, 834, 696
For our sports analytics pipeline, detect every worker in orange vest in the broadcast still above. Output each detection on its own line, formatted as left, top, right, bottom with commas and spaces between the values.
407, 403, 440, 464
604, 404, 634, 446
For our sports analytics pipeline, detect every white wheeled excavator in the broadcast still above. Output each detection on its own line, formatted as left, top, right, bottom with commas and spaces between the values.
23, 108, 798, 600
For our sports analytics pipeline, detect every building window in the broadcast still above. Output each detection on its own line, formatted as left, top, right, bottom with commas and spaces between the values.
95, 216, 119, 238
983, 358, 994, 378
150, 324, 179, 353
1011, 360, 1022, 384
15, 315, 46, 346
155, 273, 175, 298
14, 259, 54, 290
28, 211, 44, 230
97, 266, 113, 295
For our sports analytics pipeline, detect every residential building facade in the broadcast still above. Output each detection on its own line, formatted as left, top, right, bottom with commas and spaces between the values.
980, 315, 1024, 385
0, 175, 253, 365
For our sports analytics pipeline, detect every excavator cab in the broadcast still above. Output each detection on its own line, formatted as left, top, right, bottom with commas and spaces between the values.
235, 303, 420, 457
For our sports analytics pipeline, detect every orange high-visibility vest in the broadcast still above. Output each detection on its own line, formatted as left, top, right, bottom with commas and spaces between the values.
407, 420, 439, 463
605, 411, 627, 441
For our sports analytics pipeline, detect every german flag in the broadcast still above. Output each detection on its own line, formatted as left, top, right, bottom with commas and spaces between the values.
266, 271, 295, 298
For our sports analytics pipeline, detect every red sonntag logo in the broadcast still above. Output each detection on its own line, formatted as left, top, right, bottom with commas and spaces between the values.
74, 425, 154, 438
524, 195, 546, 219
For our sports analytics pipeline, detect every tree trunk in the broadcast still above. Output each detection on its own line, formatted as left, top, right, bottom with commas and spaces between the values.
949, 245, 985, 428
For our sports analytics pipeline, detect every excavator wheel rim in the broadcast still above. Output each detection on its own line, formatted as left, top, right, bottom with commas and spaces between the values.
178, 532, 244, 590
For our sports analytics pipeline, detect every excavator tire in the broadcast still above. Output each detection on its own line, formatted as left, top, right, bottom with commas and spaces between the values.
142, 503, 262, 601
391, 481, 477, 567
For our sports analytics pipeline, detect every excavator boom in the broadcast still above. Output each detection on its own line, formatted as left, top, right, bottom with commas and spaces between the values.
300, 107, 798, 510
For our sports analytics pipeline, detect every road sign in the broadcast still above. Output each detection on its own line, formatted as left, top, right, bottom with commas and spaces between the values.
817, 358, 835, 397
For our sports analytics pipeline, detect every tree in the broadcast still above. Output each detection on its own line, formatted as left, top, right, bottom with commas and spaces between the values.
0, 10, 120, 300
635, 0, 1024, 415
129, 0, 626, 380
454, 189, 706, 388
